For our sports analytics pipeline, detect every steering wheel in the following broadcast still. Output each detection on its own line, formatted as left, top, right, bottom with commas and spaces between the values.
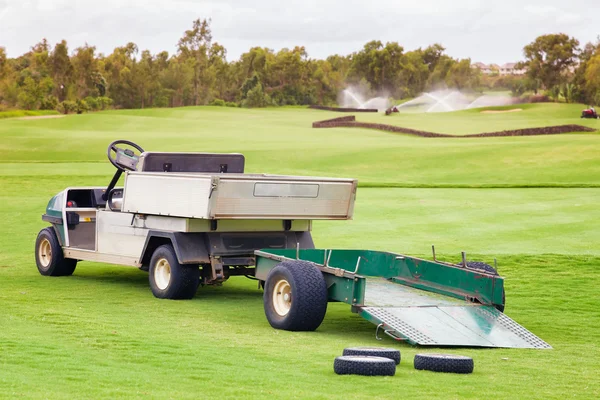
102, 140, 145, 201
107, 139, 145, 171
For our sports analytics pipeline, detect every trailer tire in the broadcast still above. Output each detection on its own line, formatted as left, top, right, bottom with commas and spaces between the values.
466, 261, 505, 312
466, 261, 498, 275
35, 227, 77, 276
149, 244, 200, 300
343, 347, 401, 365
264, 260, 327, 331
334, 356, 396, 376
414, 353, 474, 374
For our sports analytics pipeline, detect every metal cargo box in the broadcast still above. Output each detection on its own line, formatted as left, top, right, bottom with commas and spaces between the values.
121, 172, 357, 220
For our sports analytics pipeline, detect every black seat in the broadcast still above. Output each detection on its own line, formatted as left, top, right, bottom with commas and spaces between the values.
140, 152, 245, 173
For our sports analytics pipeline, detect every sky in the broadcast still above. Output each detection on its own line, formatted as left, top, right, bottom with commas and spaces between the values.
0, 0, 598, 64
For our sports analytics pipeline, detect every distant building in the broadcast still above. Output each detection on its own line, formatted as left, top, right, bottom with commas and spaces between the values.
474, 62, 526, 76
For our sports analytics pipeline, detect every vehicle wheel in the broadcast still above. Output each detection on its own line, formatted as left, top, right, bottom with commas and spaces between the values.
466, 261, 498, 275
343, 347, 401, 365
149, 244, 200, 299
414, 354, 474, 374
35, 227, 77, 276
334, 356, 396, 376
466, 261, 505, 312
264, 260, 327, 331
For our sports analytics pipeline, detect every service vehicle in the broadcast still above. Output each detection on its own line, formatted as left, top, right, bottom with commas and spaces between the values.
35, 140, 550, 349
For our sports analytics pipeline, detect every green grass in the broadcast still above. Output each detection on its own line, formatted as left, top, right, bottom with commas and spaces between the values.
0, 109, 60, 119
1, 105, 599, 399
1, 104, 599, 187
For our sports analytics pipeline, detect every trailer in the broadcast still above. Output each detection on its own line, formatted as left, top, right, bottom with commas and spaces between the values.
35, 140, 550, 348
255, 248, 550, 348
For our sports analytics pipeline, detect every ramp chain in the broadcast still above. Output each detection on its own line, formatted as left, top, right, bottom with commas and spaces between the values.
475, 307, 552, 349
363, 307, 438, 345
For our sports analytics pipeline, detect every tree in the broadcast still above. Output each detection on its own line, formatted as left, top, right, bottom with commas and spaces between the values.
520, 34, 580, 90
50, 40, 73, 101
584, 54, 600, 105
349, 41, 404, 93
445, 59, 479, 90
397, 50, 430, 98
71, 44, 99, 98
421, 44, 445, 72
573, 38, 600, 104
178, 18, 213, 105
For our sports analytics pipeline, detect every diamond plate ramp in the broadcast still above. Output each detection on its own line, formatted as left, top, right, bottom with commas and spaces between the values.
359, 278, 551, 349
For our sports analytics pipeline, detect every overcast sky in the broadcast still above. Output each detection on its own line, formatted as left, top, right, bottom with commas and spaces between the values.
1, 0, 598, 64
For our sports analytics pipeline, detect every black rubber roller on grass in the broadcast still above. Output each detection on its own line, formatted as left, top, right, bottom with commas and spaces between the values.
343, 347, 401, 365
334, 356, 396, 376
414, 354, 474, 374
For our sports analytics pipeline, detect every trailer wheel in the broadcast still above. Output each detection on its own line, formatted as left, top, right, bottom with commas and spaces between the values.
264, 260, 327, 331
343, 347, 401, 365
35, 227, 77, 276
414, 354, 474, 374
466, 261, 506, 312
149, 244, 200, 299
466, 261, 498, 275
334, 356, 396, 376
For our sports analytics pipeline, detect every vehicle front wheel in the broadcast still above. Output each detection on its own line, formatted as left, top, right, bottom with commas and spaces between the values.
149, 244, 200, 299
35, 227, 77, 276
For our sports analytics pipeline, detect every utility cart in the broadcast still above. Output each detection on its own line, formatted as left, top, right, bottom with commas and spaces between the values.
35, 140, 550, 348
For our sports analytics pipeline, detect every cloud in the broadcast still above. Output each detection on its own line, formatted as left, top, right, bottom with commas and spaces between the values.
0, 0, 598, 64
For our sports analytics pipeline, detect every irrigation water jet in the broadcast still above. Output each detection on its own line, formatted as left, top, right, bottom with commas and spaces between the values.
340, 88, 389, 112
394, 90, 514, 113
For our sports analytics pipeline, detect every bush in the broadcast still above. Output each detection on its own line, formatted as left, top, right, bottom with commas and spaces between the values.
57, 100, 77, 114
76, 99, 89, 114
548, 86, 561, 102
84, 96, 100, 111
209, 98, 226, 106
97, 96, 113, 110
242, 83, 271, 108
225, 101, 238, 107
40, 96, 58, 110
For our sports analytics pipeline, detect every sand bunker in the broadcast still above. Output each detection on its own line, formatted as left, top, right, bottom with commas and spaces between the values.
16, 114, 66, 120
480, 108, 523, 114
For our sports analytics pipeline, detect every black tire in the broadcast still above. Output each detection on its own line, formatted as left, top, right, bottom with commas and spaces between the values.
466, 261, 505, 312
466, 261, 498, 275
149, 244, 200, 299
35, 227, 77, 276
414, 354, 474, 374
334, 356, 396, 376
264, 260, 327, 331
343, 347, 401, 365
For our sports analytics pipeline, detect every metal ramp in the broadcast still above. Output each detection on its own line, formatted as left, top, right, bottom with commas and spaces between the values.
358, 278, 551, 349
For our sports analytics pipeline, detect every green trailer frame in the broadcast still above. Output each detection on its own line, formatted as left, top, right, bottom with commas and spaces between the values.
255, 248, 551, 349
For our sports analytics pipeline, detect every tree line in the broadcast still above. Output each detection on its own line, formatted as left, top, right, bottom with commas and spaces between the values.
0, 19, 599, 112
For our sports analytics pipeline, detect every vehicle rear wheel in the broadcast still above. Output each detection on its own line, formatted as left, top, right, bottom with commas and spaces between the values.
35, 227, 77, 276
264, 260, 328, 331
149, 244, 200, 299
